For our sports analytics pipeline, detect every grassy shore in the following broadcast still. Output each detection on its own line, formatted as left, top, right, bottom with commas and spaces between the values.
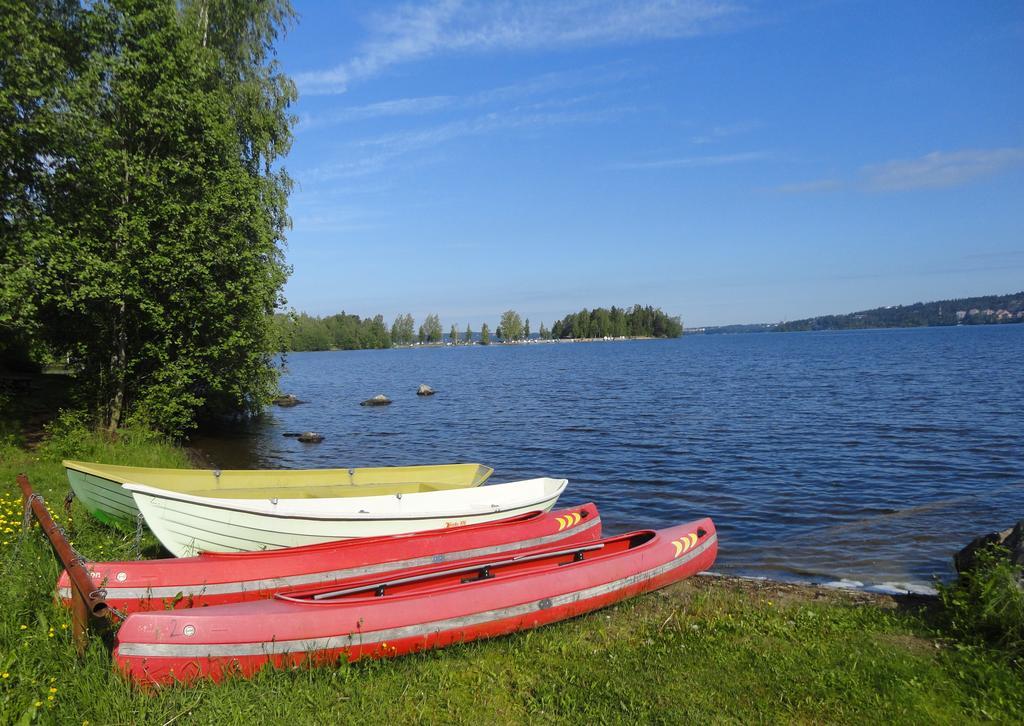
1, 414, 1023, 723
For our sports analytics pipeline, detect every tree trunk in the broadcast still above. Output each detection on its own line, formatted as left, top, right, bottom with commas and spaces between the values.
107, 146, 131, 434
198, 1, 209, 48
107, 300, 127, 434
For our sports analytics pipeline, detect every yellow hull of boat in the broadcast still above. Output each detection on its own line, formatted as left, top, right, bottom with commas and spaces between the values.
63, 460, 494, 530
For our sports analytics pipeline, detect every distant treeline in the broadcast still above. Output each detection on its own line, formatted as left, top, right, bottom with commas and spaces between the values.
273, 313, 390, 352
696, 323, 776, 335
274, 304, 683, 352
549, 305, 683, 339
775, 292, 1024, 332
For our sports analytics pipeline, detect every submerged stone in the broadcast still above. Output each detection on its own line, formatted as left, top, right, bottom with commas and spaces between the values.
360, 394, 392, 406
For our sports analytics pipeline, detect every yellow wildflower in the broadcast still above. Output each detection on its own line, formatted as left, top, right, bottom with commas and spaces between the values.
19, 624, 27, 630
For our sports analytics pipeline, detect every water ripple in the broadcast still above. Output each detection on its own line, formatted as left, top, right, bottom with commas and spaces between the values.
191, 326, 1024, 588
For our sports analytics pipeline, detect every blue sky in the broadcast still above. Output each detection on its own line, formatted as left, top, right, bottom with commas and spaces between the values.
276, 1, 1024, 328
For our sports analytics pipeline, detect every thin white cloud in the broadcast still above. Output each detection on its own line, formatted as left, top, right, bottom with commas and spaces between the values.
300, 150, 410, 183
356, 105, 631, 154
295, 0, 746, 95
300, 105, 630, 183
290, 206, 387, 234
771, 178, 843, 194
297, 64, 636, 132
298, 96, 456, 130
689, 121, 759, 145
862, 148, 1024, 191
771, 147, 1024, 194
467, 63, 636, 106
610, 150, 771, 170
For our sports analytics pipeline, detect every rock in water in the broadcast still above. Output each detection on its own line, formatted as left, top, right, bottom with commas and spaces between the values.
417, 384, 436, 396
296, 432, 324, 443
360, 394, 392, 406
954, 520, 1024, 575
272, 394, 302, 407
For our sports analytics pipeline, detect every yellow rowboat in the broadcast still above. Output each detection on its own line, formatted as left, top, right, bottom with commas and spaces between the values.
62, 460, 494, 530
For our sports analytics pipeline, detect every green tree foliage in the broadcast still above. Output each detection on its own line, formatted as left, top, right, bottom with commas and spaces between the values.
463, 323, 472, 344
499, 310, 524, 341
275, 312, 391, 351
5, 0, 297, 434
480, 323, 490, 345
524, 318, 530, 339
390, 313, 415, 345
538, 322, 550, 340
449, 323, 458, 344
418, 313, 442, 344
610, 306, 628, 337
550, 305, 682, 340
0, 0, 86, 370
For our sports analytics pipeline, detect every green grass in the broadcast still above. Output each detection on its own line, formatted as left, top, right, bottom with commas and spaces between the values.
939, 544, 1024, 659
2, 425, 1023, 724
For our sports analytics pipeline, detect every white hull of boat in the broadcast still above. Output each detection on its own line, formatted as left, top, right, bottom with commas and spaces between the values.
127, 478, 568, 557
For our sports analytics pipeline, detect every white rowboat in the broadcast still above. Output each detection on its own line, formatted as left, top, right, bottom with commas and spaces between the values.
126, 478, 568, 557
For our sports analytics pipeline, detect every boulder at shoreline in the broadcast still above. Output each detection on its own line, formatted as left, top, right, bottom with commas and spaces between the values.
417, 384, 436, 396
360, 394, 392, 406
296, 432, 324, 443
954, 520, 1024, 578
272, 394, 302, 407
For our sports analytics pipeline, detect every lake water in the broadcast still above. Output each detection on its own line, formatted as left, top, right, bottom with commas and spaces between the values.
194, 325, 1024, 592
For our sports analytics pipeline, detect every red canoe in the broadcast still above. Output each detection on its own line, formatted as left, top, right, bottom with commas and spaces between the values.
114, 517, 717, 685
58, 504, 601, 615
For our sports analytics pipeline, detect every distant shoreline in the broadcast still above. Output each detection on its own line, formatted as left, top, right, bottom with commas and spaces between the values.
289, 336, 665, 353
690, 290, 1024, 335
687, 320, 1024, 335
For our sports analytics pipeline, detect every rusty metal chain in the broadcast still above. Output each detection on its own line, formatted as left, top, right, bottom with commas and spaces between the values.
132, 511, 146, 559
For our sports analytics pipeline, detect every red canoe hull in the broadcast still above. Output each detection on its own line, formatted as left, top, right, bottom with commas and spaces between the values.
114, 518, 717, 686
58, 504, 601, 615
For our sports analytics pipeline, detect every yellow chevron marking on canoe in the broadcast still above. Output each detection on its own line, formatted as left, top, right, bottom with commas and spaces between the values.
671, 532, 700, 557
556, 516, 567, 531
571, 512, 581, 527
